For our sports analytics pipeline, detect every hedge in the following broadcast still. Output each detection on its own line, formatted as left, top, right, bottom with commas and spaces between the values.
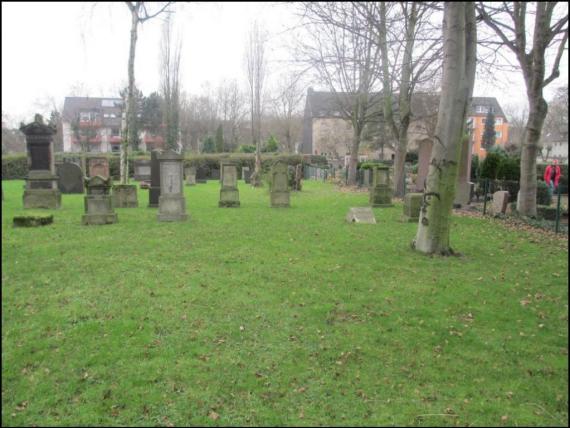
2, 153, 324, 180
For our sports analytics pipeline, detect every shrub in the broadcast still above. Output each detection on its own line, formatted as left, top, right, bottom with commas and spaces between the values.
471, 155, 480, 181
2, 154, 28, 179
536, 205, 558, 221
536, 180, 552, 206
480, 152, 504, 179
262, 135, 279, 153
497, 156, 520, 181
238, 145, 256, 153
405, 151, 418, 163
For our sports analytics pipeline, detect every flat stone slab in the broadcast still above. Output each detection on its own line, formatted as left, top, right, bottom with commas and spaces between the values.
13, 214, 54, 227
346, 207, 376, 224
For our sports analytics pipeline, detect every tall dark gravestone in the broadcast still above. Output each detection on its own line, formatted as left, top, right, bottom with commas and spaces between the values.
56, 162, 84, 194
20, 114, 61, 209
148, 149, 161, 208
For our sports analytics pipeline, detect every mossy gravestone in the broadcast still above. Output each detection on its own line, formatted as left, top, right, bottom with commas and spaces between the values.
20, 114, 61, 209
134, 159, 151, 181
157, 150, 188, 222
369, 165, 393, 207
185, 166, 196, 186
219, 162, 240, 207
401, 193, 422, 222
13, 214, 53, 227
82, 176, 118, 225
270, 160, 290, 208
148, 149, 161, 208
56, 162, 84, 194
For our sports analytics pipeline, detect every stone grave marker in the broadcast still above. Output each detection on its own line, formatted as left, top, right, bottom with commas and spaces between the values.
242, 166, 251, 183
454, 138, 473, 206
157, 150, 188, 221
20, 114, 61, 209
210, 168, 220, 180
270, 160, 290, 207
185, 165, 196, 186
415, 139, 433, 192
219, 162, 240, 207
56, 162, 84, 194
148, 149, 161, 208
82, 175, 118, 225
492, 191, 509, 215
369, 165, 393, 207
346, 207, 376, 224
13, 214, 54, 228
196, 166, 208, 183
134, 159, 151, 181
88, 157, 110, 179
401, 192, 423, 222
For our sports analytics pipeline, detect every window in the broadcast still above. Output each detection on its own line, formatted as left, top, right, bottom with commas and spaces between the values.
111, 128, 120, 137
496, 131, 502, 138
80, 112, 91, 122
496, 118, 503, 125
475, 105, 488, 114
111, 144, 120, 153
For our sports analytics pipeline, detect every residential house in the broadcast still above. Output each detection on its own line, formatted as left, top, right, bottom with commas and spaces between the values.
62, 96, 165, 153
467, 97, 509, 158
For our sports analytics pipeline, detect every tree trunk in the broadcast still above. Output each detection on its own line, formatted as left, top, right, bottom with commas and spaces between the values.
517, 97, 547, 216
393, 125, 409, 197
122, 8, 138, 185
414, 2, 476, 255
347, 128, 360, 186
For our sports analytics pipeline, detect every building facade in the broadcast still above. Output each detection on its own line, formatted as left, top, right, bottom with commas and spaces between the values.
467, 97, 509, 158
62, 97, 165, 153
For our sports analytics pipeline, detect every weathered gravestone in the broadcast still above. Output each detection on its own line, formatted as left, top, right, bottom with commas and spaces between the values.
369, 165, 393, 207
157, 150, 188, 221
56, 162, 84, 194
401, 192, 423, 222
88, 157, 110, 179
20, 114, 61, 209
112, 183, 138, 208
82, 175, 118, 225
415, 139, 433, 192
148, 149, 161, 208
242, 166, 251, 183
363, 169, 372, 187
185, 166, 196, 186
134, 159, 151, 181
346, 207, 376, 224
270, 160, 290, 208
492, 191, 509, 215
13, 214, 54, 228
219, 162, 240, 207
196, 166, 208, 183
210, 168, 220, 180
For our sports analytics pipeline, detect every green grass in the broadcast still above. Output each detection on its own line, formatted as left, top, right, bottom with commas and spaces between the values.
2, 179, 568, 427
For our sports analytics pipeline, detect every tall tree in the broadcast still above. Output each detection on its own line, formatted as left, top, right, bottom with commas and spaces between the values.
245, 21, 268, 187
414, 2, 477, 255
298, 2, 381, 185
476, 2, 568, 216
160, 12, 182, 152
122, 1, 172, 184
215, 124, 225, 153
272, 72, 305, 153
481, 109, 496, 150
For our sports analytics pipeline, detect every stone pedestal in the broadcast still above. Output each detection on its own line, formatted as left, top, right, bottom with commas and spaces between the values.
112, 184, 138, 208
148, 150, 161, 208
219, 162, 240, 207
454, 138, 473, 207
369, 166, 393, 207
270, 160, 290, 207
82, 176, 118, 225
401, 193, 422, 222
158, 150, 188, 221
20, 115, 61, 209
185, 166, 196, 186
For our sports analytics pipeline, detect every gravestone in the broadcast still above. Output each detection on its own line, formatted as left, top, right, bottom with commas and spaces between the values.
112, 184, 138, 208
134, 159, 151, 181
13, 214, 53, 228
294, 164, 303, 191
369, 166, 393, 207
82, 175, 118, 225
148, 149, 161, 208
454, 138, 473, 206
56, 162, 84, 194
363, 169, 371, 187
88, 157, 110, 179
20, 114, 61, 209
219, 162, 240, 207
185, 165, 196, 186
270, 160, 290, 207
346, 207, 376, 224
242, 166, 251, 183
415, 139, 433, 192
492, 191, 509, 215
157, 150, 188, 221
401, 193, 422, 222
196, 166, 208, 183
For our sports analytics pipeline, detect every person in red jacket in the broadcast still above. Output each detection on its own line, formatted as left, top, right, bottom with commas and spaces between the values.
544, 160, 562, 195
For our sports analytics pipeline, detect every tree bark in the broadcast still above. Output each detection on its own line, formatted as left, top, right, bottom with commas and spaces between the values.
414, 2, 476, 255
347, 127, 361, 185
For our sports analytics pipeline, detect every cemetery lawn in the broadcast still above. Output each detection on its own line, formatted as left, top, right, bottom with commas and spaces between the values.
2, 179, 568, 427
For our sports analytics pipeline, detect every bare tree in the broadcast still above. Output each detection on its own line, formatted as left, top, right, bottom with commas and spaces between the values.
245, 21, 268, 186
271, 72, 305, 153
298, 2, 382, 185
476, 2, 568, 216
414, 2, 477, 255
160, 12, 182, 151
122, 1, 172, 184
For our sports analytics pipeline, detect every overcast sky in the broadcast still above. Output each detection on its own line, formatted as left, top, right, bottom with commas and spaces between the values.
2, 2, 568, 127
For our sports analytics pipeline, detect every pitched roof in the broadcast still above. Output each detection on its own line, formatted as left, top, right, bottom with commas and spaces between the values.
469, 96, 507, 119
